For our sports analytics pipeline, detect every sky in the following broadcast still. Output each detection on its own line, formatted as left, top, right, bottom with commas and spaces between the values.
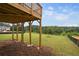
41, 3, 79, 27
24, 3, 79, 27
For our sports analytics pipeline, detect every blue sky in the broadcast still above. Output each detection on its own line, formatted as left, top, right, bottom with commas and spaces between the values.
41, 3, 79, 27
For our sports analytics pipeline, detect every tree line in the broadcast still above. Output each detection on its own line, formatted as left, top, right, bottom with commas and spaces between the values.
1, 23, 79, 36
10, 25, 79, 36
24, 25, 79, 36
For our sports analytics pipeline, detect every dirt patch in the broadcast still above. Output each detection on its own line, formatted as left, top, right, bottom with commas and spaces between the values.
0, 40, 53, 56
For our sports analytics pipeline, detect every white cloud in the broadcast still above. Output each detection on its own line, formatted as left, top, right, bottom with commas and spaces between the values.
48, 6, 54, 10
43, 10, 53, 16
62, 9, 68, 13
24, 22, 29, 26
43, 6, 54, 17
55, 14, 69, 21
69, 12, 79, 16
56, 24, 79, 27
43, 5, 79, 22
43, 9, 69, 21
58, 6, 63, 10
64, 24, 79, 27
58, 6, 72, 13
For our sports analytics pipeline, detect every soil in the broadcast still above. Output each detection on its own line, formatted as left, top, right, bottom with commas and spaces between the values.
0, 40, 53, 56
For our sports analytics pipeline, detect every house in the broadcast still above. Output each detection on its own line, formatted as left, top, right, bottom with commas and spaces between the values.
0, 23, 11, 32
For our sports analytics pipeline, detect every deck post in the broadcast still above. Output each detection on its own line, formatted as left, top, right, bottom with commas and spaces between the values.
21, 23, 24, 42
12, 23, 14, 40
37, 20, 42, 49
39, 19, 42, 47
29, 21, 32, 45
16, 23, 19, 41
38, 20, 42, 49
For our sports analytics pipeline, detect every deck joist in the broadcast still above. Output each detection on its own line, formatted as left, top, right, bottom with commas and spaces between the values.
0, 3, 42, 23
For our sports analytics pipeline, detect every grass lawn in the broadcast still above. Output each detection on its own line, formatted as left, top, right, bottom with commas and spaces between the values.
0, 32, 79, 56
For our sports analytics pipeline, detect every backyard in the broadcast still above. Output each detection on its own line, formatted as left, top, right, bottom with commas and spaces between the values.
0, 32, 79, 56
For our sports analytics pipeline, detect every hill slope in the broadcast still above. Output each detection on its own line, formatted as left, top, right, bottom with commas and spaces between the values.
0, 33, 79, 56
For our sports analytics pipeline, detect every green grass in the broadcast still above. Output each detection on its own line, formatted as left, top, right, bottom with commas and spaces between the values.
0, 32, 79, 56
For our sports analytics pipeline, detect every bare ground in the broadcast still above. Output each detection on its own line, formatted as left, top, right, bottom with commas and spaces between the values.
0, 40, 53, 56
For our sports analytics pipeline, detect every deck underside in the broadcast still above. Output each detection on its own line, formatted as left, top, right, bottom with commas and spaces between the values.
0, 3, 41, 23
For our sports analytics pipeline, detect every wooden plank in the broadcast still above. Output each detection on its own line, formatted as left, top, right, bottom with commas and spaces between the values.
33, 11, 41, 19
0, 14, 37, 23
8, 3, 42, 19
8, 3, 32, 15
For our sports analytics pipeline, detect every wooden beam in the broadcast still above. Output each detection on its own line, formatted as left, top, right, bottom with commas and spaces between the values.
0, 14, 27, 17
21, 23, 24, 42
29, 21, 32, 45
12, 23, 14, 40
0, 4, 24, 15
0, 14, 39, 23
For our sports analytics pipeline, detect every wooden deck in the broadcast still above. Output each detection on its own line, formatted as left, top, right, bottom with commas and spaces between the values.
72, 36, 79, 41
0, 3, 42, 48
0, 3, 42, 23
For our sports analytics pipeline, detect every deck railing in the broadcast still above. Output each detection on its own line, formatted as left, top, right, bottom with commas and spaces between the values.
19, 3, 42, 18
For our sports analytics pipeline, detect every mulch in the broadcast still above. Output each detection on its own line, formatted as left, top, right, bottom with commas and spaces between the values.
0, 40, 53, 56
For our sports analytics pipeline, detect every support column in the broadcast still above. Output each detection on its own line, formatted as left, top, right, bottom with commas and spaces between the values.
39, 20, 42, 47
16, 23, 19, 41
21, 23, 24, 42
12, 23, 14, 40
29, 21, 32, 45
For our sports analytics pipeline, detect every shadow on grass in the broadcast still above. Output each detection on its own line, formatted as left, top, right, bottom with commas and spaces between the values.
68, 35, 79, 47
